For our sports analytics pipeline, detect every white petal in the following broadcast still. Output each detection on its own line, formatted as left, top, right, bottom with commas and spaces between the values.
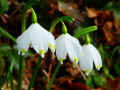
89, 44, 102, 70
56, 35, 67, 62
30, 24, 49, 57
80, 45, 93, 75
16, 26, 31, 55
65, 34, 82, 63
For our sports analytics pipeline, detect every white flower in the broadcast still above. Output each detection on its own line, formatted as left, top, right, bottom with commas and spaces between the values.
80, 44, 102, 75
16, 23, 55, 58
56, 33, 82, 67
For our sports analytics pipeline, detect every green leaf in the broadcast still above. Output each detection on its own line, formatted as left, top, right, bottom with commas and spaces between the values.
7, 60, 14, 88
93, 75, 103, 86
0, 44, 11, 51
0, 27, 16, 43
0, 0, 9, 14
73, 26, 97, 39
86, 77, 94, 88
0, 56, 5, 76
8, 68, 14, 90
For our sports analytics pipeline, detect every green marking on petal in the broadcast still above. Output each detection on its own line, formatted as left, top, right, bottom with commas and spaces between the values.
80, 53, 82, 55
52, 45, 55, 50
60, 58, 63, 64
73, 62, 76, 67
74, 57, 78, 63
22, 48, 25, 53
97, 65, 100, 69
52, 54, 54, 59
40, 50, 44, 55
49, 43, 51, 48
85, 69, 89, 74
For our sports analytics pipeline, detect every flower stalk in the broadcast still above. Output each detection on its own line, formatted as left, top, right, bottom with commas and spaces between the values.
17, 54, 24, 90
46, 62, 61, 90
28, 56, 42, 90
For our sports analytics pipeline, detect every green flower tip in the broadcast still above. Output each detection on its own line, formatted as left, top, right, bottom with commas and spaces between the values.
49, 43, 51, 48
74, 57, 78, 63
85, 35, 90, 45
60, 58, 63, 64
97, 65, 100, 70
73, 62, 77, 68
85, 69, 89, 75
52, 54, 54, 59
40, 50, 44, 55
61, 21, 67, 34
22, 48, 25, 53
31, 8, 37, 24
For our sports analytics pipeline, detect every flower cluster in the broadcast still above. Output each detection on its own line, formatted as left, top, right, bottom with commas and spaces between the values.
17, 16, 102, 75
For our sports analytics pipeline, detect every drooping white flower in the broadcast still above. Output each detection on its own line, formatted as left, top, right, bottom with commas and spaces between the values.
56, 33, 82, 67
16, 23, 55, 58
80, 44, 102, 75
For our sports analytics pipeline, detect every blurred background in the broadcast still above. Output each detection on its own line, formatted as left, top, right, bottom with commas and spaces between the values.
0, 0, 120, 90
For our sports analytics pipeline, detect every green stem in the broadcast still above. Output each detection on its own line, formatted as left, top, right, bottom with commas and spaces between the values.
0, 27, 16, 42
109, 46, 120, 67
17, 54, 24, 90
7, 60, 14, 88
46, 62, 61, 90
49, 16, 74, 32
8, 68, 14, 90
22, 0, 40, 33
28, 57, 42, 90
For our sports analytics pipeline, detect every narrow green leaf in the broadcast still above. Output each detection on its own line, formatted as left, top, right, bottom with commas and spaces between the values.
0, 44, 11, 51
8, 68, 14, 90
49, 16, 74, 32
0, 0, 9, 14
0, 27, 16, 43
0, 56, 5, 76
109, 46, 120, 67
73, 26, 97, 39
7, 60, 14, 88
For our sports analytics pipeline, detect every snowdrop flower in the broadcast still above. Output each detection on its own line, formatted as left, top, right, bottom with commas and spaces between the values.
80, 35, 102, 75
56, 21, 82, 67
16, 9, 55, 58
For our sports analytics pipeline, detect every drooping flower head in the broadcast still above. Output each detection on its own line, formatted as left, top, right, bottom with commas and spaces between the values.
80, 35, 102, 75
16, 8, 55, 58
56, 21, 82, 67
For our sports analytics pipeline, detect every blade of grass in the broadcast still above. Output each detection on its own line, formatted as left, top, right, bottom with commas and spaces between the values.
8, 68, 14, 90
109, 46, 120, 67
28, 56, 42, 90
46, 62, 61, 90
73, 26, 97, 39
0, 27, 16, 43
7, 60, 14, 88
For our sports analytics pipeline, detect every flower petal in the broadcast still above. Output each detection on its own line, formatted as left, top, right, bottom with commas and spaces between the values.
65, 34, 82, 63
80, 45, 93, 75
16, 26, 31, 55
30, 23, 49, 58
89, 44, 102, 70
56, 35, 67, 64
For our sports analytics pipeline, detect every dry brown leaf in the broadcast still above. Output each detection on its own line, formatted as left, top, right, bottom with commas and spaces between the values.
53, 80, 90, 90
86, 8, 120, 46
108, 77, 120, 90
